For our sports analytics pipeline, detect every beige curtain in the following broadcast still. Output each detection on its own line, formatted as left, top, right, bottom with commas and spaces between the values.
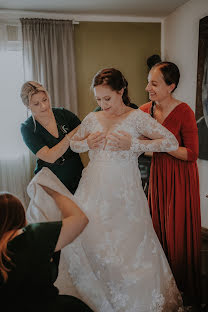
20, 18, 78, 114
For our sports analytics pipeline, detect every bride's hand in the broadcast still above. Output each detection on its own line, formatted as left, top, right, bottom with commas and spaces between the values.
87, 131, 106, 149
107, 131, 132, 151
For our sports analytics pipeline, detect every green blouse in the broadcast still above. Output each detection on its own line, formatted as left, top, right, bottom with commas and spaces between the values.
21, 108, 84, 194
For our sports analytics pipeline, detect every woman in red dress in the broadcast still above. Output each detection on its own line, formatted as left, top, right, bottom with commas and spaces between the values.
140, 62, 201, 306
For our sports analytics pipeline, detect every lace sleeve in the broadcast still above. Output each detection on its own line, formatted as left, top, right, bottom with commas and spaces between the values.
69, 113, 93, 153
130, 110, 179, 153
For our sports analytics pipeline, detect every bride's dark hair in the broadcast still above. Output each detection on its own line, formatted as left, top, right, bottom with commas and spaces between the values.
91, 68, 131, 106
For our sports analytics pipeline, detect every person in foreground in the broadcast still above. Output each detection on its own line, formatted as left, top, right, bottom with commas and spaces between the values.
20, 81, 84, 194
0, 188, 93, 312
33, 68, 184, 311
139, 61, 201, 307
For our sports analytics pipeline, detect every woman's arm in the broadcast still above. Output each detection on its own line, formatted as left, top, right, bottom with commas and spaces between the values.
21, 121, 80, 164
69, 113, 105, 153
167, 108, 198, 161
40, 185, 89, 251
167, 147, 188, 160
139, 104, 198, 161
107, 110, 178, 152
36, 126, 79, 163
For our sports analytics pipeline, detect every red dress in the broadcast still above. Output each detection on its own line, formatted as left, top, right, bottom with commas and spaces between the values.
140, 102, 201, 304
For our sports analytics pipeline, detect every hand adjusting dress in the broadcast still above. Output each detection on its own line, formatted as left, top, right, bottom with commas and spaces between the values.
28, 109, 184, 312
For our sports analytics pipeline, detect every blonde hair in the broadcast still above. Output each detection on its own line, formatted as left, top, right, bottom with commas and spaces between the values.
20, 81, 51, 131
20, 81, 49, 108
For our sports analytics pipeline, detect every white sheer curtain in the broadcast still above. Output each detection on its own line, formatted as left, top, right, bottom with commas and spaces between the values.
20, 18, 78, 113
0, 22, 32, 208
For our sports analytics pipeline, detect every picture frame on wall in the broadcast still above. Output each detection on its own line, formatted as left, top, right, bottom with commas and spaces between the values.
196, 16, 208, 161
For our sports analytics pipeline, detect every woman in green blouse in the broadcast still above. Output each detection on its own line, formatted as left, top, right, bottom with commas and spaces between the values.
20, 81, 84, 194
0, 187, 93, 312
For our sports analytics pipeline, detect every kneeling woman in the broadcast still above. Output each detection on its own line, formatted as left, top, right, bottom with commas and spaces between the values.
0, 186, 93, 312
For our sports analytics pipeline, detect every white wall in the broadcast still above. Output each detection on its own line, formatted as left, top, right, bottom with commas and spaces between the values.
163, 0, 208, 228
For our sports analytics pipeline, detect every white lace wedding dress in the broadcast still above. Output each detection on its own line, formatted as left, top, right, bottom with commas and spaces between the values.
27, 109, 184, 312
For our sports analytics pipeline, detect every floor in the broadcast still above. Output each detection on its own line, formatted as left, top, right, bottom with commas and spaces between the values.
184, 228, 208, 311
200, 228, 208, 310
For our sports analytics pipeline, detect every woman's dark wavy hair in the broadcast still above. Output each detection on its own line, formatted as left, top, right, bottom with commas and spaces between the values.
153, 61, 180, 92
91, 68, 131, 106
150, 62, 180, 117
0, 193, 26, 282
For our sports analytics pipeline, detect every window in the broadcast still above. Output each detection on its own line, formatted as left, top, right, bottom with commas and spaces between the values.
0, 24, 28, 159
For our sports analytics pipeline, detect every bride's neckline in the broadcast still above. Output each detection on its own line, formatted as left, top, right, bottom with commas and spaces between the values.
93, 109, 136, 134
95, 108, 135, 120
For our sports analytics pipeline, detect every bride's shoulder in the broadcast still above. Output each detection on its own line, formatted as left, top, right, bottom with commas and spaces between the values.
94, 110, 103, 115
81, 112, 100, 128
92, 110, 105, 118
130, 108, 154, 127
82, 112, 95, 121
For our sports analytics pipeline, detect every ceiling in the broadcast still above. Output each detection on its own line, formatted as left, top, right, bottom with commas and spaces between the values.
0, 0, 190, 18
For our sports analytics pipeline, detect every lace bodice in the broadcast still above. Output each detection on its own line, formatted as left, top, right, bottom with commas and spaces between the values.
70, 110, 178, 162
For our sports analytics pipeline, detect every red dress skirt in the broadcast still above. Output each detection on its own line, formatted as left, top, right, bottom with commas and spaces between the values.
140, 102, 201, 304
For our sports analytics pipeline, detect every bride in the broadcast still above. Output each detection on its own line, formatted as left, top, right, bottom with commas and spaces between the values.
28, 68, 184, 312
